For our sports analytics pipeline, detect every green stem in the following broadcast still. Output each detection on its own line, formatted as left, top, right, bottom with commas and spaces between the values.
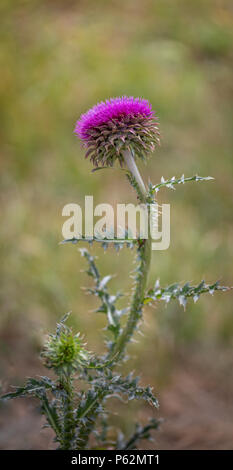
109, 150, 152, 358
111, 238, 151, 359
75, 151, 152, 446
60, 374, 75, 450
122, 149, 147, 196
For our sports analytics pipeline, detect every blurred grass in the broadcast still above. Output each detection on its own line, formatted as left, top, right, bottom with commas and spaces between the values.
0, 0, 233, 388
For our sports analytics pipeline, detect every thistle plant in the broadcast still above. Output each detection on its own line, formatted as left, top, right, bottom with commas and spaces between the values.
2, 96, 230, 450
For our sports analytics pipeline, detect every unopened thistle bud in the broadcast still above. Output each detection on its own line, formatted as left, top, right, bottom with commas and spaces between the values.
75, 96, 160, 167
42, 323, 90, 374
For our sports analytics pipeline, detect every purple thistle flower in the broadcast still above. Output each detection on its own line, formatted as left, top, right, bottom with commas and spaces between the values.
75, 96, 160, 167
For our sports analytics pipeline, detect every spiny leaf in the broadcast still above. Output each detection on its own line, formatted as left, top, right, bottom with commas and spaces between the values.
149, 175, 214, 194
117, 417, 160, 450
80, 248, 126, 344
99, 275, 113, 290
92, 167, 128, 173
40, 394, 62, 439
1, 378, 62, 440
60, 235, 136, 251
145, 279, 231, 309
92, 372, 159, 409
1, 377, 56, 400
76, 390, 99, 420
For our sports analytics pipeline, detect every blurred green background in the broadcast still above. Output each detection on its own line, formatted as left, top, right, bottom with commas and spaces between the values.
0, 0, 233, 449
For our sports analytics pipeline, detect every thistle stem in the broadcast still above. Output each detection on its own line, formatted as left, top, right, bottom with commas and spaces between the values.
122, 149, 147, 196
112, 238, 151, 359
109, 150, 152, 359
76, 152, 152, 445
60, 374, 75, 450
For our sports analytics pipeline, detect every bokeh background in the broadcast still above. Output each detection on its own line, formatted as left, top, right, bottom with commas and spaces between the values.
1, 0, 233, 449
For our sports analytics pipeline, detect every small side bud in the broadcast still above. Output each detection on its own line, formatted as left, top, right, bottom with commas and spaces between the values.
41, 318, 90, 374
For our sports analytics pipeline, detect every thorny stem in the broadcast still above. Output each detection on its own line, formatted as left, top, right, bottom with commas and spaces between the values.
110, 238, 151, 360
60, 374, 75, 450
109, 150, 152, 359
75, 151, 152, 448
122, 149, 147, 196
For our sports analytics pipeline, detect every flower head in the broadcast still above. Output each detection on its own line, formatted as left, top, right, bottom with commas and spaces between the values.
42, 318, 90, 374
75, 96, 160, 167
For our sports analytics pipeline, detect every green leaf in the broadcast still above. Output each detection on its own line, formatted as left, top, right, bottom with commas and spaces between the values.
1, 377, 55, 400
94, 372, 159, 409
149, 175, 214, 194
60, 235, 136, 250
145, 279, 231, 309
99, 275, 113, 290
117, 418, 160, 450
40, 394, 62, 439
80, 248, 125, 345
